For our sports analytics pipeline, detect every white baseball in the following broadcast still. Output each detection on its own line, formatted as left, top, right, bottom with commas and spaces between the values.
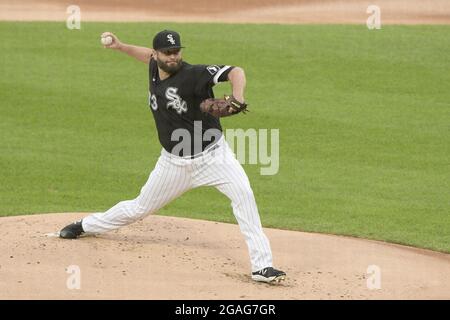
101, 35, 113, 46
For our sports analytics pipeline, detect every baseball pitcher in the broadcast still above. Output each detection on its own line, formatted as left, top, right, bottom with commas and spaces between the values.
59, 30, 286, 283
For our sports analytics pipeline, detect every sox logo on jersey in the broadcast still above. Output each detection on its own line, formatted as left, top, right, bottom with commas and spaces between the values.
148, 87, 188, 114
166, 87, 188, 114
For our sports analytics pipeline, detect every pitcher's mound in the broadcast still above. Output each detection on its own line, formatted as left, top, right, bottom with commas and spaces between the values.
0, 212, 449, 299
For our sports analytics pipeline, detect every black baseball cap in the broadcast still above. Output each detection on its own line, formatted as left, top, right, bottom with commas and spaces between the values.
153, 30, 184, 51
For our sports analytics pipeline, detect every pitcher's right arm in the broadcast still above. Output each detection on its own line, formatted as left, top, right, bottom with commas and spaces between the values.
101, 32, 154, 64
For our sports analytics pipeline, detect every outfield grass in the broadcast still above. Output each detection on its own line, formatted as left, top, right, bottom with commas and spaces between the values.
0, 22, 449, 252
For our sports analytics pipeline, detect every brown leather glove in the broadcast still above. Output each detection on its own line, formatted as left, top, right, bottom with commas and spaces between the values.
200, 95, 248, 118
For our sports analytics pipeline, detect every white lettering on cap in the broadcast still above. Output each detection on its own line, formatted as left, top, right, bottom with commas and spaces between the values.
167, 34, 176, 45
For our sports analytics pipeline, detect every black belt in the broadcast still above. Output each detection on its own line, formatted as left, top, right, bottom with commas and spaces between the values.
187, 143, 220, 159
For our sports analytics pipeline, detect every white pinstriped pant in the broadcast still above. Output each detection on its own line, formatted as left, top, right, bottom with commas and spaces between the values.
82, 136, 273, 272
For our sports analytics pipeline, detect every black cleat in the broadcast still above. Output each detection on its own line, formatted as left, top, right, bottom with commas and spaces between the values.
252, 267, 286, 283
59, 220, 84, 239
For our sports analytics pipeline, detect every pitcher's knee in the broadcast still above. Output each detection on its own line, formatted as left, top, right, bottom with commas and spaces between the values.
134, 202, 157, 220
232, 185, 256, 206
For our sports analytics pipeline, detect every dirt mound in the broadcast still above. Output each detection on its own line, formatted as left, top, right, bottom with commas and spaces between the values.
0, 212, 449, 299
1, 0, 450, 24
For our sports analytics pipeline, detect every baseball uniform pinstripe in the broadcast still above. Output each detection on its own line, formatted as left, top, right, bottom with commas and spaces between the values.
82, 136, 273, 271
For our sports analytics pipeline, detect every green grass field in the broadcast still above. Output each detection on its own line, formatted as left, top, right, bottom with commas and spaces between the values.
0, 22, 449, 252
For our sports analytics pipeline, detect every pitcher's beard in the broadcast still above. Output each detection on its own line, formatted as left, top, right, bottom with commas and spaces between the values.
157, 58, 183, 74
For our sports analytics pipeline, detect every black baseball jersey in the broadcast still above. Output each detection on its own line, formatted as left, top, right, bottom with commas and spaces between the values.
148, 58, 234, 156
